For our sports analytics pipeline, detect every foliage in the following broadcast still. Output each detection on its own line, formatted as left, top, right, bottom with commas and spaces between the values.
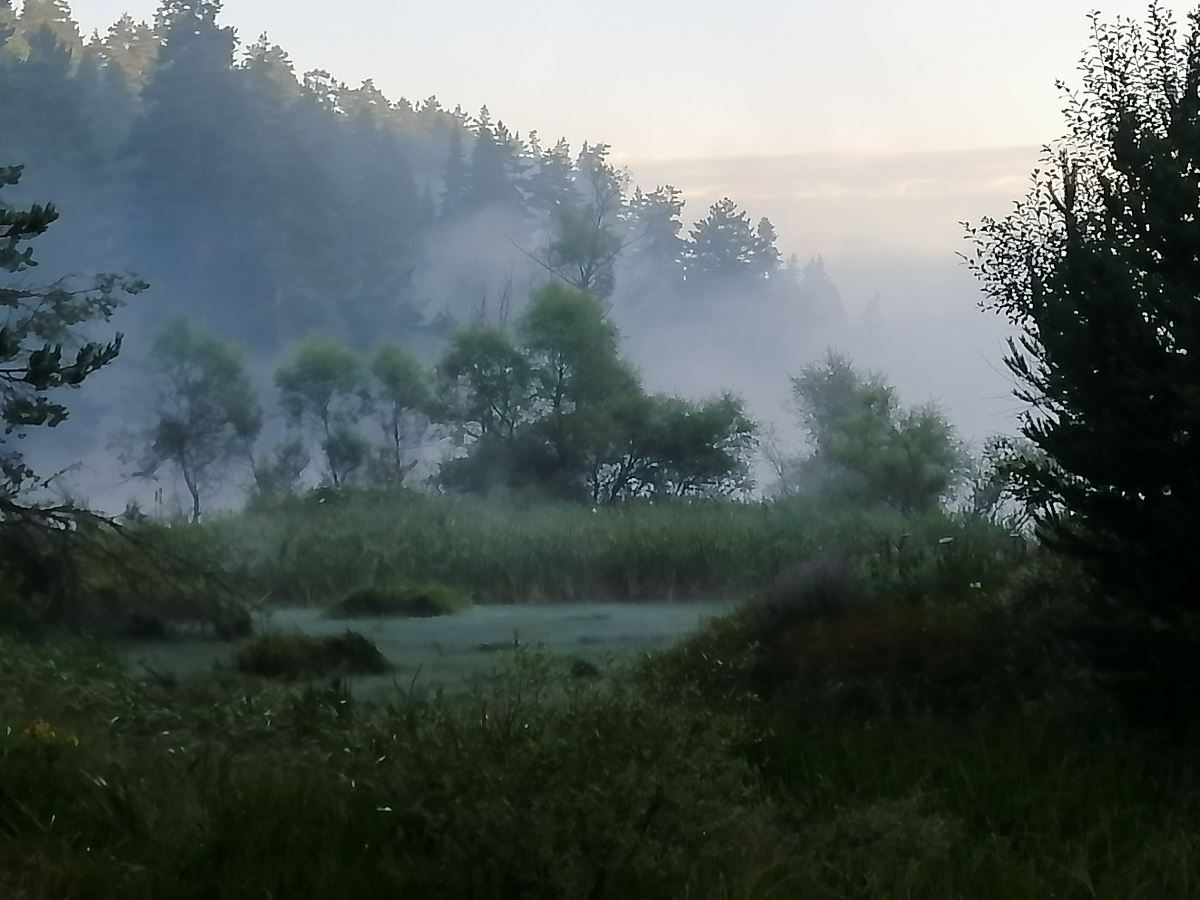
275, 340, 366, 487
233, 630, 391, 680
3, 584, 1200, 900
542, 143, 627, 298
783, 352, 966, 513
0, 164, 146, 506
326, 581, 471, 619
133, 317, 262, 522
366, 343, 435, 486
436, 284, 756, 501
965, 3, 1200, 704
685, 197, 781, 281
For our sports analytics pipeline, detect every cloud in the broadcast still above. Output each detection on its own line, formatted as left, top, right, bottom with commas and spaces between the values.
623, 145, 1042, 256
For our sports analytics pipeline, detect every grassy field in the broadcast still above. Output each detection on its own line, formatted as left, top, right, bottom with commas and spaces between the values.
5, 493, 1196, 898
174, 490, 1029, 607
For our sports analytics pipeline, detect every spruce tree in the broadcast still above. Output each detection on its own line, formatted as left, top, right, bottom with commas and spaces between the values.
967, 3, 1200, 707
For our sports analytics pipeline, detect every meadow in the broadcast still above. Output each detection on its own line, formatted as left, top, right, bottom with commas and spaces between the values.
5, 493, 1199, 899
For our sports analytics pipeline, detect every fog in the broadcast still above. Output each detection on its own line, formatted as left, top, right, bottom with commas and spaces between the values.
2, 0, 1053, 514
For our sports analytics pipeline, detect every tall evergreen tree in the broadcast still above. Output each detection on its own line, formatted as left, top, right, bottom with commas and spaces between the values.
98, 13, 158, 86
440, 121, 468, 220
465, 106, 522, 211
685, 197, 760, 280
626, 184, 686, 273
17, 0, 80, 58
966, 4, 1200, 707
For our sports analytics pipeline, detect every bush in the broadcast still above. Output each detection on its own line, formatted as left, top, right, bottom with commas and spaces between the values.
233, 631, 391, 680
642, 549, 1074, 720
325, 582, 470, 619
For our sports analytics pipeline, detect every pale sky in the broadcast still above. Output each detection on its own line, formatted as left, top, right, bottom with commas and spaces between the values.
70, 0, 1194, 160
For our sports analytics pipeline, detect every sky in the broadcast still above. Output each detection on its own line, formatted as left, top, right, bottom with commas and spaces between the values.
72, 0, 1195, 160
67, 0, 1195, 260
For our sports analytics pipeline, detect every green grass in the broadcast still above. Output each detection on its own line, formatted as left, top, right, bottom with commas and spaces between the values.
178, 491, 1030, 606
6, 493, 1190, 898
0, 625, 1198, 900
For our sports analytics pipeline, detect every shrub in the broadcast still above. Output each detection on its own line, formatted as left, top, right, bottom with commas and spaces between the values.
325, 582, 470, 619
233, 631, 391, 680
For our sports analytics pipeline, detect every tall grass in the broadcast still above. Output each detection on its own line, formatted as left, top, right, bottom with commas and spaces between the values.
181, 491, 1029, 605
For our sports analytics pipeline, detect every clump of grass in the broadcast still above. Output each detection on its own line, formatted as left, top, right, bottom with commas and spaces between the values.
325, 582, 470, 619
233, 631, 391, 680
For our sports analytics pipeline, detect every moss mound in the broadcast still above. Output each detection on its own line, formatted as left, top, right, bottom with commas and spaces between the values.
326, 582, 470, 619
234, 631, 391, 680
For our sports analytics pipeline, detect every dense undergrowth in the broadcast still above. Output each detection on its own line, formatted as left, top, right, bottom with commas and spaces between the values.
4, 493, 1197, 898
2, 585, 1199, 899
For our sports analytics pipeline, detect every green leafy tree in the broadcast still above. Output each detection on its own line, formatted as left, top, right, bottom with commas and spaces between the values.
134, 318, 262, 522
368, 343, 434, 486
275, 340, 366, 487
787, 353, 964, 514
1, 163, 146, 513
435, 283, 755, 502
966, 4, 1200, 701
437, 323, 530, 444
518, 283, 636, 493
589, 392, 756, 502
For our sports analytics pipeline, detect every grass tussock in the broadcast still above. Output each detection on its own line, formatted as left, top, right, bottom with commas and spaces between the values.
233, 631, 391, 680
325, 581, 470, 619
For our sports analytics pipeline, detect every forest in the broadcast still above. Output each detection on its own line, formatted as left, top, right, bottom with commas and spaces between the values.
3, 1, 1200, 898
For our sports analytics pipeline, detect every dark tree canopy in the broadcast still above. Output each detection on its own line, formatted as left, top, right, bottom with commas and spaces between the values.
967, 3, 1200, 618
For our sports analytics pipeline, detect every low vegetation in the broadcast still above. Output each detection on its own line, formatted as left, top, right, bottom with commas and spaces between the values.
196, 490, 1028, 605
233, 631, 391, 680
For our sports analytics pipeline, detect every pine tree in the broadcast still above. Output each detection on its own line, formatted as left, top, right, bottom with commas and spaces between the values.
753, 217, 782, 275
98, 13, 158, 86
966, 3, 1200, 710
685, 197, 760, 280
626, 185, 685, 272
17, 0, 81, 59
465, 106, 521, 211
440, 122, 468, 220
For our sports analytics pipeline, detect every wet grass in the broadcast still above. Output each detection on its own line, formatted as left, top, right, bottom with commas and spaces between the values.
3, 497, 1193, 898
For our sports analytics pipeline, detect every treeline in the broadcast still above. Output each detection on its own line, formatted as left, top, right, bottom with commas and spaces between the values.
0, 0, 845, 353
130, 284, 759, 520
